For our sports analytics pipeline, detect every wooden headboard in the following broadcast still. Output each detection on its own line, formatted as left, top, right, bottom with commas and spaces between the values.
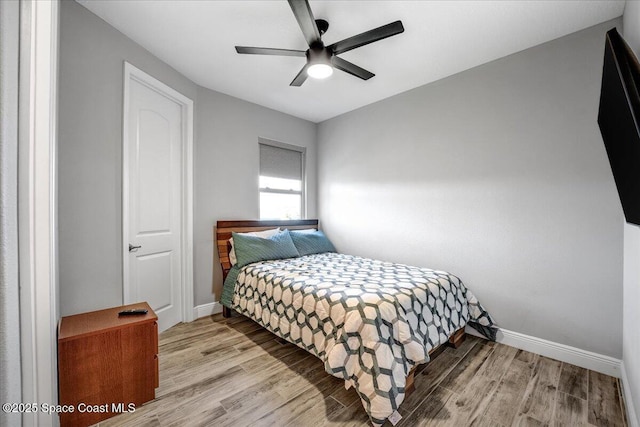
215, 219, 319, 281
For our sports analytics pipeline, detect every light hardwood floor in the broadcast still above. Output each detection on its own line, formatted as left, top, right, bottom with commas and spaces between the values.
98, 314, 628, 427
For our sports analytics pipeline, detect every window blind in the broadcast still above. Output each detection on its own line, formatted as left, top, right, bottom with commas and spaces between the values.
259, 143, 303, 181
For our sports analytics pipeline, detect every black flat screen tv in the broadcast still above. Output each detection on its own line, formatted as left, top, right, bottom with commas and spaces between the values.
598, 28, 640, 225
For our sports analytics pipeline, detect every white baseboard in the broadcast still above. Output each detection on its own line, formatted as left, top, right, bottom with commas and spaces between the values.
465, 326, 621, 378
193, 302, 223, 319
621, 361, 640, 427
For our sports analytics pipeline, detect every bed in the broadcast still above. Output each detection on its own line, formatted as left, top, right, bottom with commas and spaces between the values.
215, 219, 496, 426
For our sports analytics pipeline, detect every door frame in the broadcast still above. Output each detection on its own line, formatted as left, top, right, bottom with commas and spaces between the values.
122, 62, 194, 323
17, 0, 59, 425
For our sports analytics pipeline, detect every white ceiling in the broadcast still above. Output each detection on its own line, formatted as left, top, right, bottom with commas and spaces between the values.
77, 0, 625, 123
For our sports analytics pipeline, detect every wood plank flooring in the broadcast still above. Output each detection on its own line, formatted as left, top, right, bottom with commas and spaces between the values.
97, 314, 628, 427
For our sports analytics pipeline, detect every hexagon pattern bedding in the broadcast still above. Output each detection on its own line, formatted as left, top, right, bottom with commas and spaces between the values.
225, 252, 495, 426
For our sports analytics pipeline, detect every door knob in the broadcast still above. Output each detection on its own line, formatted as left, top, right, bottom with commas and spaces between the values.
129, 244, 142, 252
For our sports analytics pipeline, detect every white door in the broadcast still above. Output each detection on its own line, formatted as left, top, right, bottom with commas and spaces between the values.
125, 71, 184, 332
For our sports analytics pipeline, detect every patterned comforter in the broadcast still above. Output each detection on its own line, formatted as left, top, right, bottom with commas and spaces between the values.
223, 252, 495, 425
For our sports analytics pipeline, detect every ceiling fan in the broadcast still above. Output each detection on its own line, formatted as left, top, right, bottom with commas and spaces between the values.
235, 0, 405, 87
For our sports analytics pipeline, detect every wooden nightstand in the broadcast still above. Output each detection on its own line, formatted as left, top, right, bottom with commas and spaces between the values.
57, 302, 158, 427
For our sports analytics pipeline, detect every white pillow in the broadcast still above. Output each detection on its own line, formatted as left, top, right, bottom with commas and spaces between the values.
290, 228, 317, 234
229, 228, 281, 265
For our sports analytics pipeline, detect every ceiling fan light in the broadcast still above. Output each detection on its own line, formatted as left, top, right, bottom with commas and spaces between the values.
307, 63, 333, 79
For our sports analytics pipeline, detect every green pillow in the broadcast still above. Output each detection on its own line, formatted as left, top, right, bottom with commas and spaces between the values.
232, 229, 300, 268
290, 230, 336, 256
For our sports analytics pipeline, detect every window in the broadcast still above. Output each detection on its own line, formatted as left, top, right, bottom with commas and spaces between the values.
259, 140, 305, 220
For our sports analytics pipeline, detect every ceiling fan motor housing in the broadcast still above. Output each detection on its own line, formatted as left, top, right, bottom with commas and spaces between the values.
307, 43, 332, 65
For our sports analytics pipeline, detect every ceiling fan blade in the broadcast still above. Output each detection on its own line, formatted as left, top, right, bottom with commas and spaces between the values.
287, 0, 321, 46
235, 46, 306, 57
331, 56, 374, 80
328, 20, 404, 55
290, 64, 309, 86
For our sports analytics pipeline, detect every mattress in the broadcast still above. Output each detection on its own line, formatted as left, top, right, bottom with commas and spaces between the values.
222, 252, 495, 425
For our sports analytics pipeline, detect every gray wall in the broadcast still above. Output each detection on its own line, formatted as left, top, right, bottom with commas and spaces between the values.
623, 222, 640, 423
0, 0, 22, 424
195, 89, 317, 304
58, 0, 317, 314
622, 3, 640, 423
318, 19, 624, 357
